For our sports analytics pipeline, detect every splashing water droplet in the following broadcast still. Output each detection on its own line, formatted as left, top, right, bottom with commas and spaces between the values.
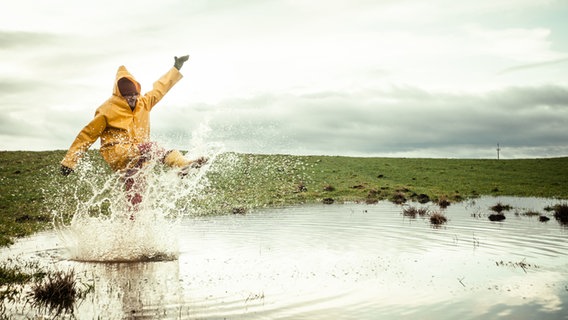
49, 121, 312, 262
52, 127, 223, 262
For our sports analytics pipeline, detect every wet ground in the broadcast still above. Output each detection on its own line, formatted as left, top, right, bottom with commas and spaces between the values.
2, 196, 568, 319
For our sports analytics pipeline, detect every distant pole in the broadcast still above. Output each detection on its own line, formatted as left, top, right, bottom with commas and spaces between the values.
497, 143, 500, 160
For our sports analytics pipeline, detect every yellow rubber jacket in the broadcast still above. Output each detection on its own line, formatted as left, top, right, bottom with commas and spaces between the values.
61, 66, 183, 171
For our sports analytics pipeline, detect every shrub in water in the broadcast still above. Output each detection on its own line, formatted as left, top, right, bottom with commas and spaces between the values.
29, 269, 90, 317
430, 212, 447, 226
488, 213, 506, 222
402, 206, 418, 218
553, 203, 568, 225
436, 196, 450, 209
402, 206, 428, 218
490, 202, 512, 213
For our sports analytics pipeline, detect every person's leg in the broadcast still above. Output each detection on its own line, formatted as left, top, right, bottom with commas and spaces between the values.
123, 168, 145, 219
137, 141, 207, 170
137, 142, 167, 166
122, 143, 208, 215
121, 142, 163, 219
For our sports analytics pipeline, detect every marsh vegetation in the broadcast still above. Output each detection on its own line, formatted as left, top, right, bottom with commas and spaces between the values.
2, 151, 566, 246
1, 151, 567, 317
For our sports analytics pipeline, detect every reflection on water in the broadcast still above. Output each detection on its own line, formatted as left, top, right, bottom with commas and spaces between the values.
2, 197, 568, 319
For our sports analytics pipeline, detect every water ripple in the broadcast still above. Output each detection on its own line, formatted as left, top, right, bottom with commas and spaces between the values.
2, 197, 567, 319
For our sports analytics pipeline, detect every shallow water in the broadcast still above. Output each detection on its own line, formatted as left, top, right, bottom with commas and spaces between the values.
2, 196, 568, 319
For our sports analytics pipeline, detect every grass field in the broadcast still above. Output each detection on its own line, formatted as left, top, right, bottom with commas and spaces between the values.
1, 150, 567, 247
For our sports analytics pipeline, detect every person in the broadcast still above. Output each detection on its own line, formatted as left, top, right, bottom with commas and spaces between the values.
60, 55, 206, 213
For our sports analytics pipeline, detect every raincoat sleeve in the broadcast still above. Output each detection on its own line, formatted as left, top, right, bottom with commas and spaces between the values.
60, 112, 107, 170
143, 67, 183, 110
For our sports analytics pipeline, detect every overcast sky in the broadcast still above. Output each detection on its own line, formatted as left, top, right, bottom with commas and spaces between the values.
1, 0, 567, 158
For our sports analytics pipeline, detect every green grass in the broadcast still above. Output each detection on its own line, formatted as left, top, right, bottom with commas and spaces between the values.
1, 150, 567, 301
244, 155, 567, 205
1, 150, 567, 247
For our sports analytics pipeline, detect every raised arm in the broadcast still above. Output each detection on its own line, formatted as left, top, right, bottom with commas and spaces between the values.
142, 56, 187, 109
174, 55, 189, 70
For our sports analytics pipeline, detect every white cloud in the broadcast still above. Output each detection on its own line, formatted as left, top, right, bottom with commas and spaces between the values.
0, 0, 567, 158
464, 26, 560, 62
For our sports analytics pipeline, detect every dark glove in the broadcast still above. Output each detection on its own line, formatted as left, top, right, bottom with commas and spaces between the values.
174, 55, 189, 70
60, 165, 73, 176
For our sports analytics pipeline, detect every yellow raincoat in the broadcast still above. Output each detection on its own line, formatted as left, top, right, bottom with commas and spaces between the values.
61, 66, 183, 172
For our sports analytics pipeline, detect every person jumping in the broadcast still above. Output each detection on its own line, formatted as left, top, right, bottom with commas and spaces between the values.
60, 55, 206, 215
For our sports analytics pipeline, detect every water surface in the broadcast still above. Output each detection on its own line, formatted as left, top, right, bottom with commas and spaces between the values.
2, 196, 567, 319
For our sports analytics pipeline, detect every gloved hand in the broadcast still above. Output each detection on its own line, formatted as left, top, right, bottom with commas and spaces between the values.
174, 55, 189, 70
60, 165, 73, 176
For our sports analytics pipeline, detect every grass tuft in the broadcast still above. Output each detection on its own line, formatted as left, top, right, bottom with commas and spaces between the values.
553, 203, 568, 225
488, 213, 506, 221
29, 269, 92, 317
323, 185, 335, 192
436, 196, 451, 209
523, 210, 541, 217
490, 202, 513, 213
429, 211, 447, 227
402, 206, 429, 218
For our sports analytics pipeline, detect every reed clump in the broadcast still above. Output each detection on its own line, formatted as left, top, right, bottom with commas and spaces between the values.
488, 202, 512, 221
490, 202, 513, 213
402, 206, 428, 219
29, 269, 92, 317
1, 258, 92, 318
553, 203, 568, 225
429, 211, 447, 227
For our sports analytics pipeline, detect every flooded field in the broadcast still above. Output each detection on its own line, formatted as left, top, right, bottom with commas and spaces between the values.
1, 196, 567, 319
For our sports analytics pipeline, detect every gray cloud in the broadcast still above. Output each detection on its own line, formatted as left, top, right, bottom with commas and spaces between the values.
0, 30, 59, 49
3, 75, 565, 159
498, 58, 568, 75
157, 84, 567, 158
0, 78, 43, 95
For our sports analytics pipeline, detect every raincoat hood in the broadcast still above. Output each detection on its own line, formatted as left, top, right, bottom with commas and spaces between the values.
113, 66, 141, 97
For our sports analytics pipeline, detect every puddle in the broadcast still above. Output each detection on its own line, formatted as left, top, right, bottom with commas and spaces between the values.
2, 196, 568, 319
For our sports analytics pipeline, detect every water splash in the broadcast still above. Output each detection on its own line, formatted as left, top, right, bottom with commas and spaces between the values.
52, 126, 223, 262
50, 120, 311, 262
